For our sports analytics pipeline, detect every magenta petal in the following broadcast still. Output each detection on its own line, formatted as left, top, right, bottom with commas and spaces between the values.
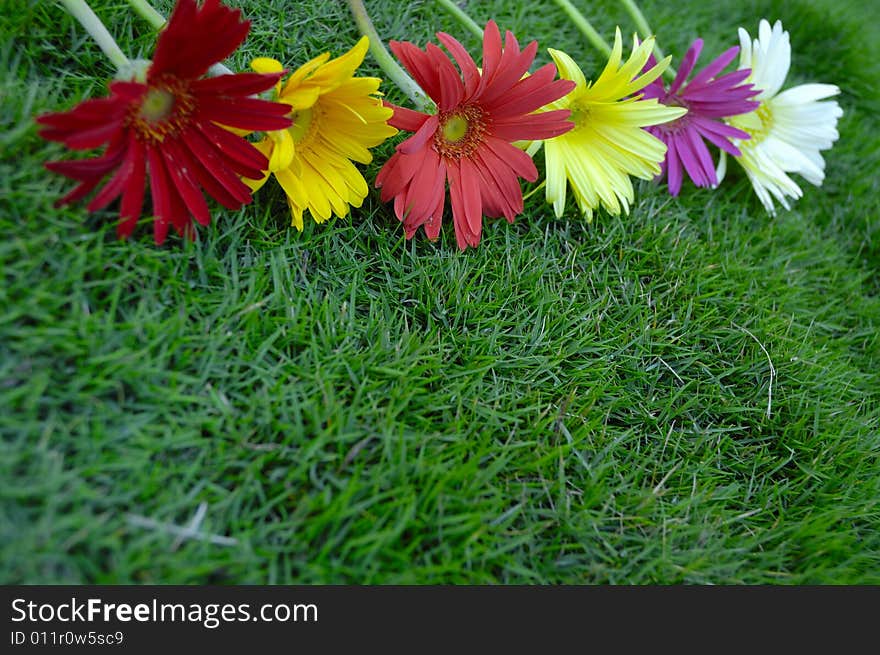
691, 117, 747, 156
666, 136, 682, 196
683, 127, 716, 187
687, 46, 740, 89
676, 133, 703, 188
670, 39, 703, 95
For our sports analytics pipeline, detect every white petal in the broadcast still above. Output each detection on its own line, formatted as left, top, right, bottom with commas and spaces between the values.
764, 136, 825, 182
738, 27, 753, 70
774, 83, 841, 106
716, 149, 727, 184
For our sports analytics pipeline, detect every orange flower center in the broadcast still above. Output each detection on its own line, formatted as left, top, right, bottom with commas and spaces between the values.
435, 105, 486, 159
127, 75, 196, 144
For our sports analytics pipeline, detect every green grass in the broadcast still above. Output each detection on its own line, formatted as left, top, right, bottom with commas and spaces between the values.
1, 0, 878, 583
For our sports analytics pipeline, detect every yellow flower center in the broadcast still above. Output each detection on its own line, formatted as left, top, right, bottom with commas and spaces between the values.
569, 102, 590, 127
441, 115, 469, 143
289, 106, 317, 145
731, 102, 774, 149
138, 88, 175, 122
435, 105, 487, 159
127, 75, 195, 144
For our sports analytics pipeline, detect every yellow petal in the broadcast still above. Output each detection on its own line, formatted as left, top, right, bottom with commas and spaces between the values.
268, 129, 295, 171
547, 48, 586, 90
241, 139, 272, 191
251, 57, 284, 74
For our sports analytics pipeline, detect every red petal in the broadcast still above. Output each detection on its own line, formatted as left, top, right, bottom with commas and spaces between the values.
87, 134, 139, 212
402, 147, 444, 224
490, 109, 573, 141
151, 0, 249, 80
390, 144, 429, 220
191, 71, 283, 97
195, 96, 292, 131
436, 32, 479, 99
458, 157, 484, 239
488, 66, 575, 117
423, 163, 446, 241
375, 150, 399, 189
484, 137, 537, 182
469, 159, 504, 218
146, 146, 192, 242
146, 147, 172, 244
45, 133, 127, 206
427, 43, 464, 111
390, 41, 440, 101
107, 80, 147, 102
446, 160, 468, 250
374, 152, 416, 202
478, 21, 503, 94
37, 95, 126, 132
37, 95, 129, 150
398, 115, 439, 155
45, 151, 121, 182
161, 139, 211, 226
473, 149, 523, 219
480, 34, 536, 104
179, 128, 253, 205
47, 166, 109, 207
118, 136, 147, 238
196, 121, 268, 177
386, 102, 430, 132
376, 151, 420, 201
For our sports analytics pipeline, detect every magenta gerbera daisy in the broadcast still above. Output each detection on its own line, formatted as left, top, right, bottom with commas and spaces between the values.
375, 20, 576, 250
640, 39, 760, 195
37, 0, 292, 243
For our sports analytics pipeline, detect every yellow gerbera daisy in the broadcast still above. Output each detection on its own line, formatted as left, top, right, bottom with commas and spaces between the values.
245, 36, 397, 229
529, 29, 687, 220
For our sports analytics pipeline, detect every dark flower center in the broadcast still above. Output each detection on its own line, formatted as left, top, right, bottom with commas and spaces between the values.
128, 75, 196, 144
435, 105, 487, 159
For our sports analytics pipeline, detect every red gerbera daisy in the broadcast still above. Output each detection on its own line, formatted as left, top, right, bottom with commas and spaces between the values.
375, 20, 576, 250
36, 0, 292, 243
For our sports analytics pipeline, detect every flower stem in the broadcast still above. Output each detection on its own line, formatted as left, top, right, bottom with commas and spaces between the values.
125, 0, 166, 29
522, 180, 546, 202
434, 0, 483, 40
345, 0, 431, 111
59, 0, 131, 73
551, 0, 612, 59
619, 0, 676, 78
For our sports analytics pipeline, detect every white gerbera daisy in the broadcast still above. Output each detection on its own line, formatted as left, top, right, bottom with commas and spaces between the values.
717, 19, 843, 213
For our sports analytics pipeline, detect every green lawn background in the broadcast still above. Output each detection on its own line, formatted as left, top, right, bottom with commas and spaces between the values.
1, 0, 877, 583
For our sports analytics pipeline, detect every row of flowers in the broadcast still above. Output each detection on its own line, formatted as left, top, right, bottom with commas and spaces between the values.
38, 0, 843, 250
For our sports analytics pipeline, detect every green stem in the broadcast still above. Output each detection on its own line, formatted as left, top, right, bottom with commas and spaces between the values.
125, 0, 166, 29
522, 180, 546, 202
551, 0, 612, 59
59, 0, 130, 73
346, 0, 431, 111
619, 0, 676, 78
434, 0, 483, 40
